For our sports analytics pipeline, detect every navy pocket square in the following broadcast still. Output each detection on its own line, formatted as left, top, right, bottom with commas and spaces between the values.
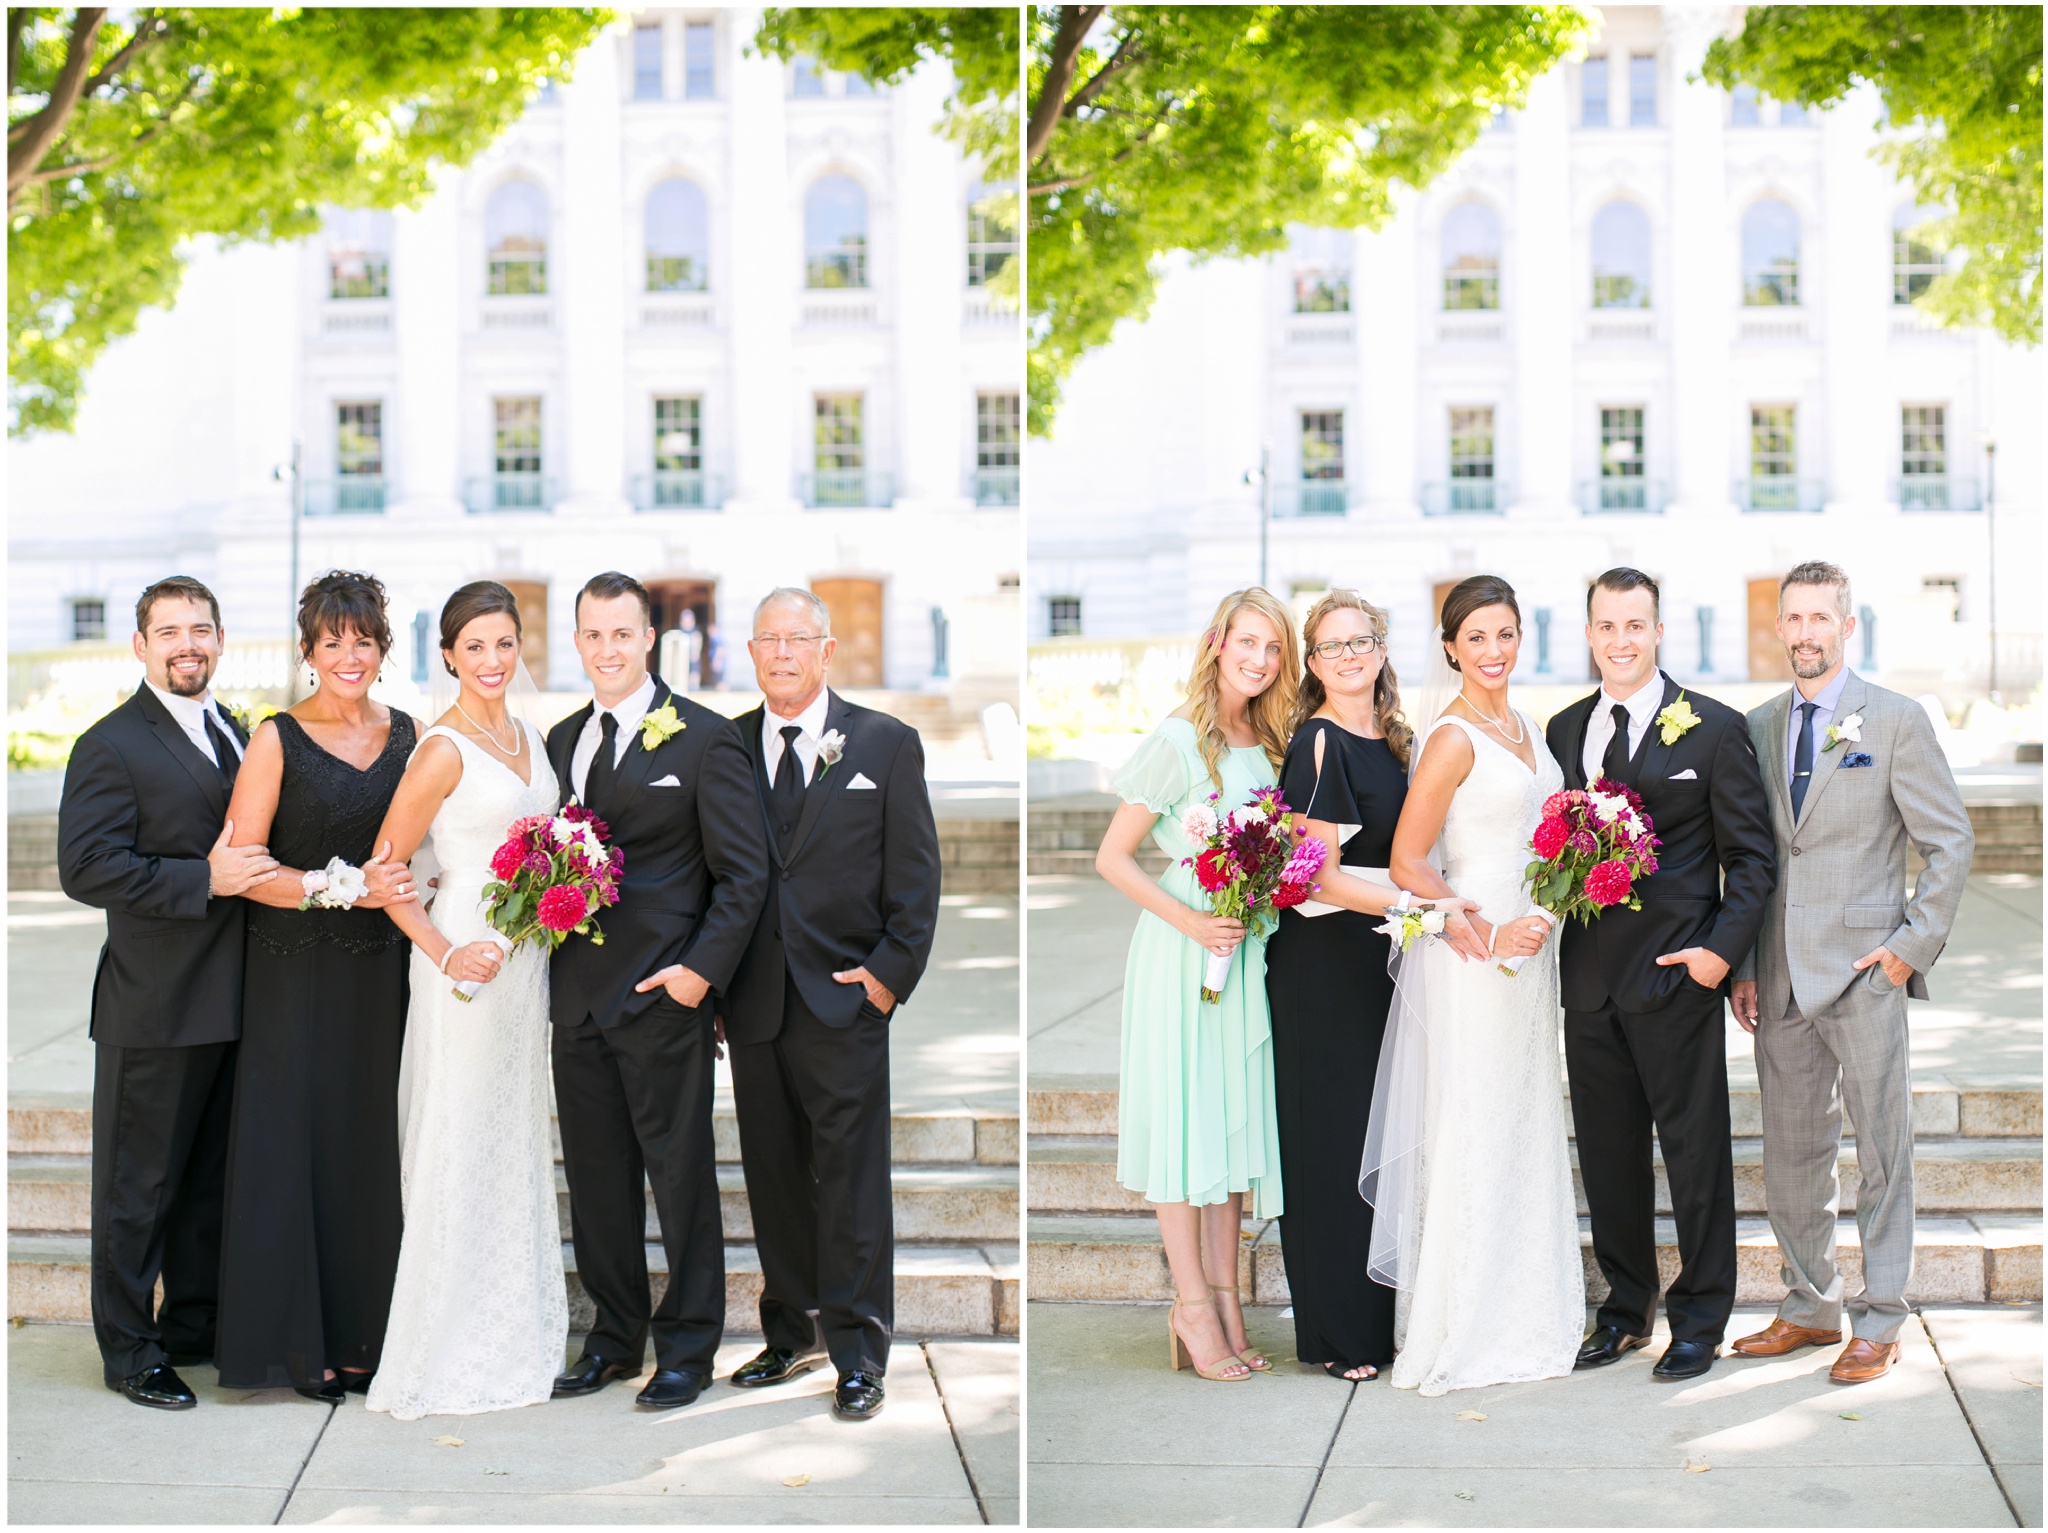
1842, 751, 1874, 768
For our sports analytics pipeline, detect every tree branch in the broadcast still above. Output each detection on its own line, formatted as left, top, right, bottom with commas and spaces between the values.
1028, 5, 1103, 166
79, 10, 170, 98
1027, 127, 1160, 200
8, 7, 28, 100
1062, 30, 1137, 119
7, 8, 108, 208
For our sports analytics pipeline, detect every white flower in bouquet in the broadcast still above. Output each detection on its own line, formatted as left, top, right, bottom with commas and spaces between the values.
549, 815, 579, 847
1180, 804, 1220, 843
1588, 790, 1627, 826
1419, 908, 1447, 935
1236, 800, 1268, 824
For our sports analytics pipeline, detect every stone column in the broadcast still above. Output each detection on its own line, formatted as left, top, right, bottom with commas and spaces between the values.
392, 176, 462, 515
1666, 6, 1733, 514
1354, 193, 1417, 512
1821, 81, 1889, 509
891, 57, 966, 508
1511, 68, 1573, 515
558, 21, 627, 515
726, 6, 798, 511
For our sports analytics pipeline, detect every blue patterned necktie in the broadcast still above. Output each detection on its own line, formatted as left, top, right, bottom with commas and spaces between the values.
1790, 701, 1818, 816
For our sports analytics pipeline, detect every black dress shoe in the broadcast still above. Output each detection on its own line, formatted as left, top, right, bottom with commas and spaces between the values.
730, 1346, 825, 1389
341, 1372, 375, 1394
111, 1365, 197, 1410
1574, 1326, 1653, 1370
636, 1368, 710, 1410
1651, 1340, 1717, 1381
832, 1371, 885, 1421
164, 1351, 213, 1368
552, 1354, 635, 1398
295, 1381, 347, 1403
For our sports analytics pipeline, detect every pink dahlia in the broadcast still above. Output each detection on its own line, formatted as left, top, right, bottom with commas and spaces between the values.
1584, 860, 1634, 908
489, 841, 526, 881
1531, 816, 1570, 861
1541, 791, 1571, 819
537, 884, 590, 933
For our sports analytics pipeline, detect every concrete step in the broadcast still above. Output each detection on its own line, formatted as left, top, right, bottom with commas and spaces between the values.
8, 1232, 1020, 1336
8, 1094, 1020, 1168
1026, 1134, 2042, 1218
1026, 1074, 2043, 1142
1026, 1211, 2042, 1305
7, 1153, 1019, 1244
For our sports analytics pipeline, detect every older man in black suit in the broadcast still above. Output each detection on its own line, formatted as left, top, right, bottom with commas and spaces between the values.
721, 587, 942, 1421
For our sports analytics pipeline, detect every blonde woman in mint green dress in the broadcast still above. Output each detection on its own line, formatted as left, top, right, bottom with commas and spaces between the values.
1094, 588, 1299, 1383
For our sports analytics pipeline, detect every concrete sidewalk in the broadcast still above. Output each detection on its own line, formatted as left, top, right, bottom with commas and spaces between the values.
9, 1326, 1019, 1524
1026, 1303, 2039, 1528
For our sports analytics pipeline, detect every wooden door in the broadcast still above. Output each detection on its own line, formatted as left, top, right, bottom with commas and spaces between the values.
813, 578, 884, 688
1748, 577, 1793, 680
644, 579, 716, 689
501, 580, 549, 686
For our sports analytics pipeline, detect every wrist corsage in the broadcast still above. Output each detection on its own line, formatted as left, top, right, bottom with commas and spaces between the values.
299, 856, 369, 911
1375, 895, 1447, 952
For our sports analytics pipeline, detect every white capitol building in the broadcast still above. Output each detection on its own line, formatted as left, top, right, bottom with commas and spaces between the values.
9, 7, 1021, 705
1027, 5, 2040, 706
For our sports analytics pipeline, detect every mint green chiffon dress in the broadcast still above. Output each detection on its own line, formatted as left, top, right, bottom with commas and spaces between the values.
1113, 718, 1284, 1218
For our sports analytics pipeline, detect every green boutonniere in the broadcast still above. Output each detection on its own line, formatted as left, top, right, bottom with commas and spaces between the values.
225, 702, 277, 736
1655, 694, 1701, 746
639, 701, 685, 751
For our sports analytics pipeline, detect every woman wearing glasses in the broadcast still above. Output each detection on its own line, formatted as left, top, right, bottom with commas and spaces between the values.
1263, 591, 1479, 1381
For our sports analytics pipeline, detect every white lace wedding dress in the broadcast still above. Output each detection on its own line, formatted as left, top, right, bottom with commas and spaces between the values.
1363, 711, 1586, 1396
367, 723, 568, 1420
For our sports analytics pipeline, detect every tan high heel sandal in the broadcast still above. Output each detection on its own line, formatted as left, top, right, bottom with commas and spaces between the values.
1168, 1297, 1251, 1381
1211, 1284, 1272, 1371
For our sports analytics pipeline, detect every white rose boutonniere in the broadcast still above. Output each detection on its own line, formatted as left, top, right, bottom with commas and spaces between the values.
1823, 713, 1863, 752
299, 856, 369, 911
816, 729, 847, 779
638, 701, 684, 751
1655, 693, 1702, 747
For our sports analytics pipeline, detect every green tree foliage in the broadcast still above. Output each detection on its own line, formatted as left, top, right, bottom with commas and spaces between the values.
8, 7, 611, 436
1027, 5, 1588, 434
1704, 5, 2042, 346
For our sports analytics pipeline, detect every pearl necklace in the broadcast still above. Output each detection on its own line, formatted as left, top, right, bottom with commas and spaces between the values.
1456, 691, 1525, 744
455, 699, 520, 757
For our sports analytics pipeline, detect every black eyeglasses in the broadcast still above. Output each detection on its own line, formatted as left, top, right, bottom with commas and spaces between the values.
1311, 635, 1382, 659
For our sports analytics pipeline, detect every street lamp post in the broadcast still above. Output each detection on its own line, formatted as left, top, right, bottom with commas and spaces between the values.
1244, 440, 1272, 592
276, 441, 303, 702
1985, 435, 1998, 704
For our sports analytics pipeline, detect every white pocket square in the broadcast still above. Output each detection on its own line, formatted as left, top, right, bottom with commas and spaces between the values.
1669, 769, 1697, 780
650, 773, 681, 788
847, 772, 878, 790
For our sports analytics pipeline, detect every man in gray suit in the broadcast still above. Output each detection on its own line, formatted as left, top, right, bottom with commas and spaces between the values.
1730, 560, 1973, 1385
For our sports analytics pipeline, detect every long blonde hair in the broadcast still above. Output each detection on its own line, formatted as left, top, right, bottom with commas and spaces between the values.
1184, 587, 1299, 788
1295, 589, 1414, 768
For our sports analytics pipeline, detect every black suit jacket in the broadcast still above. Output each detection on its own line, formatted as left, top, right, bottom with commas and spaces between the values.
724, 690, 943, 1043
544, 682, 771, 1029
1543, 672, 1776, 1014
57, 686, 249, 1049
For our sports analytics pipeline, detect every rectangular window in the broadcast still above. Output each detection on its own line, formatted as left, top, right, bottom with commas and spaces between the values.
329, 248, 388, 300
633, 23, 663, 101
1582, 53, 1609, 127
651, 396, 704, 508
1293, 267, 1349, 313
967, 189, 1017, 287
1858, 605, 1878, 669
843, 71, 876, 97
1729, 84, 1760, 126
1047, 596, 1082, 638
1629, 54, 1657, 125
1749, 404, 1797, 509
1449, 406, 1495, 511
494, 396, 544, 509
684, 21, 715, 98
813, 393, 864, 505
791, 56, 824, 97
1894, 221, 1943, 305
1533, 607, 1553, 673
1696, 606, 1714, 672
1777, 98, 1808, 126
1923, 575, 1962, 624
1298, 411, 1345, 513
1598, 405, 1646, 510
1900, 404, 1947, 508
335, 401, 385, 511
976, 392, 1020, 504
70, 598, 106, 643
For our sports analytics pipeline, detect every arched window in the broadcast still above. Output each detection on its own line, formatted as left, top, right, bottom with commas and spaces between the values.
485, 181, 549, 295
327, 209, 393, 299
1441, 202, 1501, 310
1289, 226, 1350, 313
1590, 201, 1650, 309
645, 178, 709, 292
1741, 199, 1799, 306
1892, 204, 1944, 305
966, 179, 1017, 287
804, 174, 868, 289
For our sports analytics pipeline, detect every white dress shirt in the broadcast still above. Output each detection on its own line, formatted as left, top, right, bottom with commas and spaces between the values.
145, 680, 245, 768
1786, 664, 1852, 788
571, 674, 658, 802
1581, 672, 1667, 785
762, 688, 833, 789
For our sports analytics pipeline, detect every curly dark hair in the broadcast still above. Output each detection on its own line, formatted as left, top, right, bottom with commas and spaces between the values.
297, 570, 392, 658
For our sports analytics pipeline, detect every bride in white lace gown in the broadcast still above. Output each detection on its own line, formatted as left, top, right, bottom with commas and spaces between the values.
367, 587, 568, 1419
1362, 577, 1584, 1396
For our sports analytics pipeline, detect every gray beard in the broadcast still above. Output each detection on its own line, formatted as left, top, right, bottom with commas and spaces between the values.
1790, 648, 1834, 680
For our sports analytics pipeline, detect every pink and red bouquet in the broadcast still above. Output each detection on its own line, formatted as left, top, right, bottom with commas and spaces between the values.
467, 805, 623, 997
1179, 784, 1328, 1002
1522, 777, 1661, 932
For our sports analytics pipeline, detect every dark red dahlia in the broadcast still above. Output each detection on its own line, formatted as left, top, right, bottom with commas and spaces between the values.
1531, 816, 1570, 860
1584, 860, 1633, 907
1195, 848, 1234, 892
489, 841, 525, 881
537, 884, 590, 933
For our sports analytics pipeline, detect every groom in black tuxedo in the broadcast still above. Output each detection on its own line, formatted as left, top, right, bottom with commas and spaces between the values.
1543, 569, 1776, 1381
545, 573, 770, 1410
722, 587, 942, 1421
58, 577, 280, 1409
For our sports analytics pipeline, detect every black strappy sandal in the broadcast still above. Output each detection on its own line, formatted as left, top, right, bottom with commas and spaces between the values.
1321, 1361, 1380, 1381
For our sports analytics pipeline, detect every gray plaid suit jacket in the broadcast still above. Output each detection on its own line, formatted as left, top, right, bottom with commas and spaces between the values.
1735, 670, 1972, 1018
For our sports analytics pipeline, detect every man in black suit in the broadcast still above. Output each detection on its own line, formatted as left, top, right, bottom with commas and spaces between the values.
1543, 568, 1776, 1382
544, 572, 770, 1410
721, 587, 942, 1421
58, 577, 280, 1409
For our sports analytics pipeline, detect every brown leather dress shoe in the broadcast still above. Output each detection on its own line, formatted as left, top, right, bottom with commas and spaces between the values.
1829, 1338, 1900, 1384
1730, 1318, 1846, 1357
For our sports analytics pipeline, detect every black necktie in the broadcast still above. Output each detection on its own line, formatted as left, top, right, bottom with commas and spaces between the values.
585, 711, 618, 816
203, 711, 240, 796
1791, 701, 1818, 817
1600, 702, 1633, 783
771, 724, 806, 839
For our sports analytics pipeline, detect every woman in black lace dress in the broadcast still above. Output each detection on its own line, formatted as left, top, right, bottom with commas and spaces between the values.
215, 572, 421, 1399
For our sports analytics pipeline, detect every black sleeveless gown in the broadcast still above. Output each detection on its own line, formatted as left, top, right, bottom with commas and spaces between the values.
1263, 718, 1407, 1373
215, 711, 414, 1390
